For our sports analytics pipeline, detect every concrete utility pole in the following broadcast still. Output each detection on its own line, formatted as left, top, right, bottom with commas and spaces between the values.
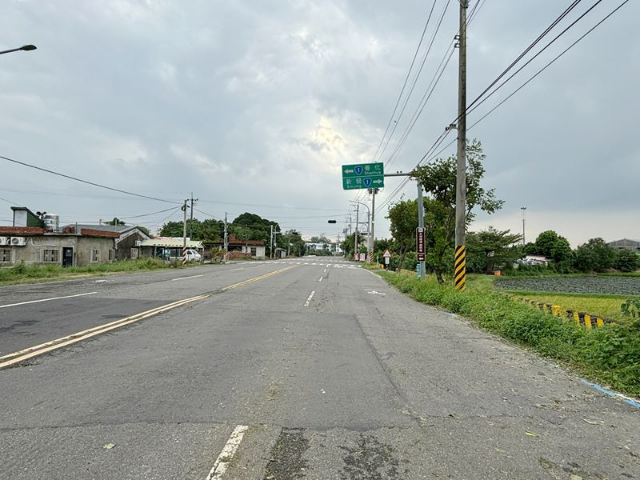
270, 225, 274, 259
454, 0, 468, 292
182, 199, 189, 263
189, 193, 198, 238
224, 212, 229, 262
521, 207, 527, 245
417, 184, 426, 279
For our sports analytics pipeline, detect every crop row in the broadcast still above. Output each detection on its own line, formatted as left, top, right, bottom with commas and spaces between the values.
494, 276, 640, 296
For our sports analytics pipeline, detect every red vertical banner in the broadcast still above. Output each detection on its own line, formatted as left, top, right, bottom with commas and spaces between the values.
416, 227, 426, 262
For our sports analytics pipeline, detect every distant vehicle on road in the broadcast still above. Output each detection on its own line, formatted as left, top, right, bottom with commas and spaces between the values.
184, 249, 202, 262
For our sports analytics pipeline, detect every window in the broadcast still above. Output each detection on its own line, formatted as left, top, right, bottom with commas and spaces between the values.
131, 248, 139, 259
90, 249, 100, 263
0, 248, 11, 263
42, 249, 60, 263
250, 247, 257, 256
108, 249, 115, 261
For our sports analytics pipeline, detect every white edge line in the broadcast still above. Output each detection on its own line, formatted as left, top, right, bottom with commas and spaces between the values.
206, 425, 249, 480
304, 290, 315, 307
0, 292, 98, 309
171, 274, 205, 281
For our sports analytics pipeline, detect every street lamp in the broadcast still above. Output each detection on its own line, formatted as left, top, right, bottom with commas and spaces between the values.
0, 45, 37, 56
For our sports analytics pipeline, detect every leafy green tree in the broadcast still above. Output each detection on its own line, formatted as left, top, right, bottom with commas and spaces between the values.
574, 238, 617, 272
137, 226, 151, 237
106, 217, 125, 226
532, 230, 572, 264
411, 139, 503, 282
341, 232, 365, 258
466, 227, 522, 273
160, 221, 184, 237
386, 198, 418, 271
614, 249, 639, 272
281, 230, 305, 257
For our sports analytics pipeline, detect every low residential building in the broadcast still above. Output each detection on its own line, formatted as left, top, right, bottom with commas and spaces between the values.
138, 237, 204, 260
0, 226, 119, 267
608, 239, 640, 253
209, 235, 266, 260
67, 224, 150, 260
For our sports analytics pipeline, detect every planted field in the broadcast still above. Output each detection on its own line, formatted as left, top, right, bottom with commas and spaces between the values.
494, 276, 640, 296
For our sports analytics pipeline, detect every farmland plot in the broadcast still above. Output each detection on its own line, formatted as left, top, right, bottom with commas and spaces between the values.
494, 276, 640, 296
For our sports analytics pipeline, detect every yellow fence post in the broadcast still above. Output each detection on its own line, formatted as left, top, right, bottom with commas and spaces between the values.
552, 305, 560, 317
584, 314, 592, 329
596, 317, 604, 328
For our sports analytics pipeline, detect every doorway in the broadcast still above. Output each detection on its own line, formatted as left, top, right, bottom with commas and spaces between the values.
62, 247, 73, 267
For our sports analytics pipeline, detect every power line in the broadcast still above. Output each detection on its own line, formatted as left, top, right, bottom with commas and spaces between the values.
375, 0, 453, 164
0, 154, 181, 205
371, 0, 439, 163
468, 0, 629, 131
466, 0, 604, 118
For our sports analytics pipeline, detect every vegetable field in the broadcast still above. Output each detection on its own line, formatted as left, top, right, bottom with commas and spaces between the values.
495, 276, 640, 296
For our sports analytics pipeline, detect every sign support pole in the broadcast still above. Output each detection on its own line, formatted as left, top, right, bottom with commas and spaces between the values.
417, 183, 425, 279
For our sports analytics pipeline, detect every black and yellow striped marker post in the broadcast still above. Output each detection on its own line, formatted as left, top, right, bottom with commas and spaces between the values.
454, 245, 466, 291
182, 245, 188, 264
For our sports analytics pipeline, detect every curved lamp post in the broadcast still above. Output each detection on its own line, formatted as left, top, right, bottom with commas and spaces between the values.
0, 45, 37, 56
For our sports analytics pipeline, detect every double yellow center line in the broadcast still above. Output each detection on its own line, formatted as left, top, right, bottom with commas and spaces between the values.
0, 265, 296, 370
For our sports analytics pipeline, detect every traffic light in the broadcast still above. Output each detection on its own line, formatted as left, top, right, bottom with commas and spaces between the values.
328, 220, 337, 224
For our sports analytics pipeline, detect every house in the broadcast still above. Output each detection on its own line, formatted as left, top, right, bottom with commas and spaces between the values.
66, 224, 150, 260
0, 225, 119, 267
0, 207, 119, 267
211, 235, 266, 260
608, 239, 640, 253
138, 237, 204, 261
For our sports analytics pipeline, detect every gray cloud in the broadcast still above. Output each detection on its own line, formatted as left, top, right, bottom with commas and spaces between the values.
1, 0, 638, 244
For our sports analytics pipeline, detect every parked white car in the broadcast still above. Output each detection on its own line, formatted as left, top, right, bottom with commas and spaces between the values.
184, 249, 202, 262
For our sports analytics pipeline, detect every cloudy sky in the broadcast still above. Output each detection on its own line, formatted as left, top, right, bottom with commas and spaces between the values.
1, 0, 637, 246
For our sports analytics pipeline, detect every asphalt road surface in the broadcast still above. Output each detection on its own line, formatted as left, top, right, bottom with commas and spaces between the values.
0, 257, 638, 479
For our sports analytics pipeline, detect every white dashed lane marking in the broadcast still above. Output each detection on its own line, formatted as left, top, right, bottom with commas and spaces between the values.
205, 425, 248, 480
304, 291, 315, 307
0, 292, 98, 309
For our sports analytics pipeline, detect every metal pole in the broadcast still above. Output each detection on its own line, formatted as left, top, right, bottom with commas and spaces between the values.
224, 212, 229, 262
182, 199, 188, 263
454, 0, 468, 291
418, 183, 425, 279
354, 205, 359, 261
370, 189, 376, 263
270, 225, 274, 259
521, 207, 527, 245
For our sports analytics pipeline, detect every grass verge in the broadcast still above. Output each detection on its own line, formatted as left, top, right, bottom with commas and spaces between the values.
378, 270, 640, 397
0, 258, 192, 285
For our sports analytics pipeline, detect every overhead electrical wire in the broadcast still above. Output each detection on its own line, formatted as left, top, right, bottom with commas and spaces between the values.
0, 154, 181, 205
370, 0, 439, 164
352, 0, 487, 208
379, 0, 628, 213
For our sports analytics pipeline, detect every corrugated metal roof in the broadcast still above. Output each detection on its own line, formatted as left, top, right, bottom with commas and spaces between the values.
139, 238, 203, 248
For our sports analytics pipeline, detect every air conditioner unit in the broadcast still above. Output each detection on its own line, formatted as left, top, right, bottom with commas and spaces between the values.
0, 237, 8, 246
10, 237, 26, 246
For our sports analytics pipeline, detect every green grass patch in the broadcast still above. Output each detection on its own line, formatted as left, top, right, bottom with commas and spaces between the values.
512, 292, 634, 324
378, 271, 640, 397
0, 258, 190, 285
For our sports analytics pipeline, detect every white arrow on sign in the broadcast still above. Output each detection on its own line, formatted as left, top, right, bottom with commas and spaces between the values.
344, 169, 354, 174
373, 179, 383, 184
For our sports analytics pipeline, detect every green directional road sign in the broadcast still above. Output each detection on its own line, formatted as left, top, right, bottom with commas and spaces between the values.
342, 162, 384, 190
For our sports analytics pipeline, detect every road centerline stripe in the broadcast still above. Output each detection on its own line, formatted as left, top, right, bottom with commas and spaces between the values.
0, 265, 297, 370
304, 291, 315, 307
205, 425, 248, 480
0, 292, 98, 309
